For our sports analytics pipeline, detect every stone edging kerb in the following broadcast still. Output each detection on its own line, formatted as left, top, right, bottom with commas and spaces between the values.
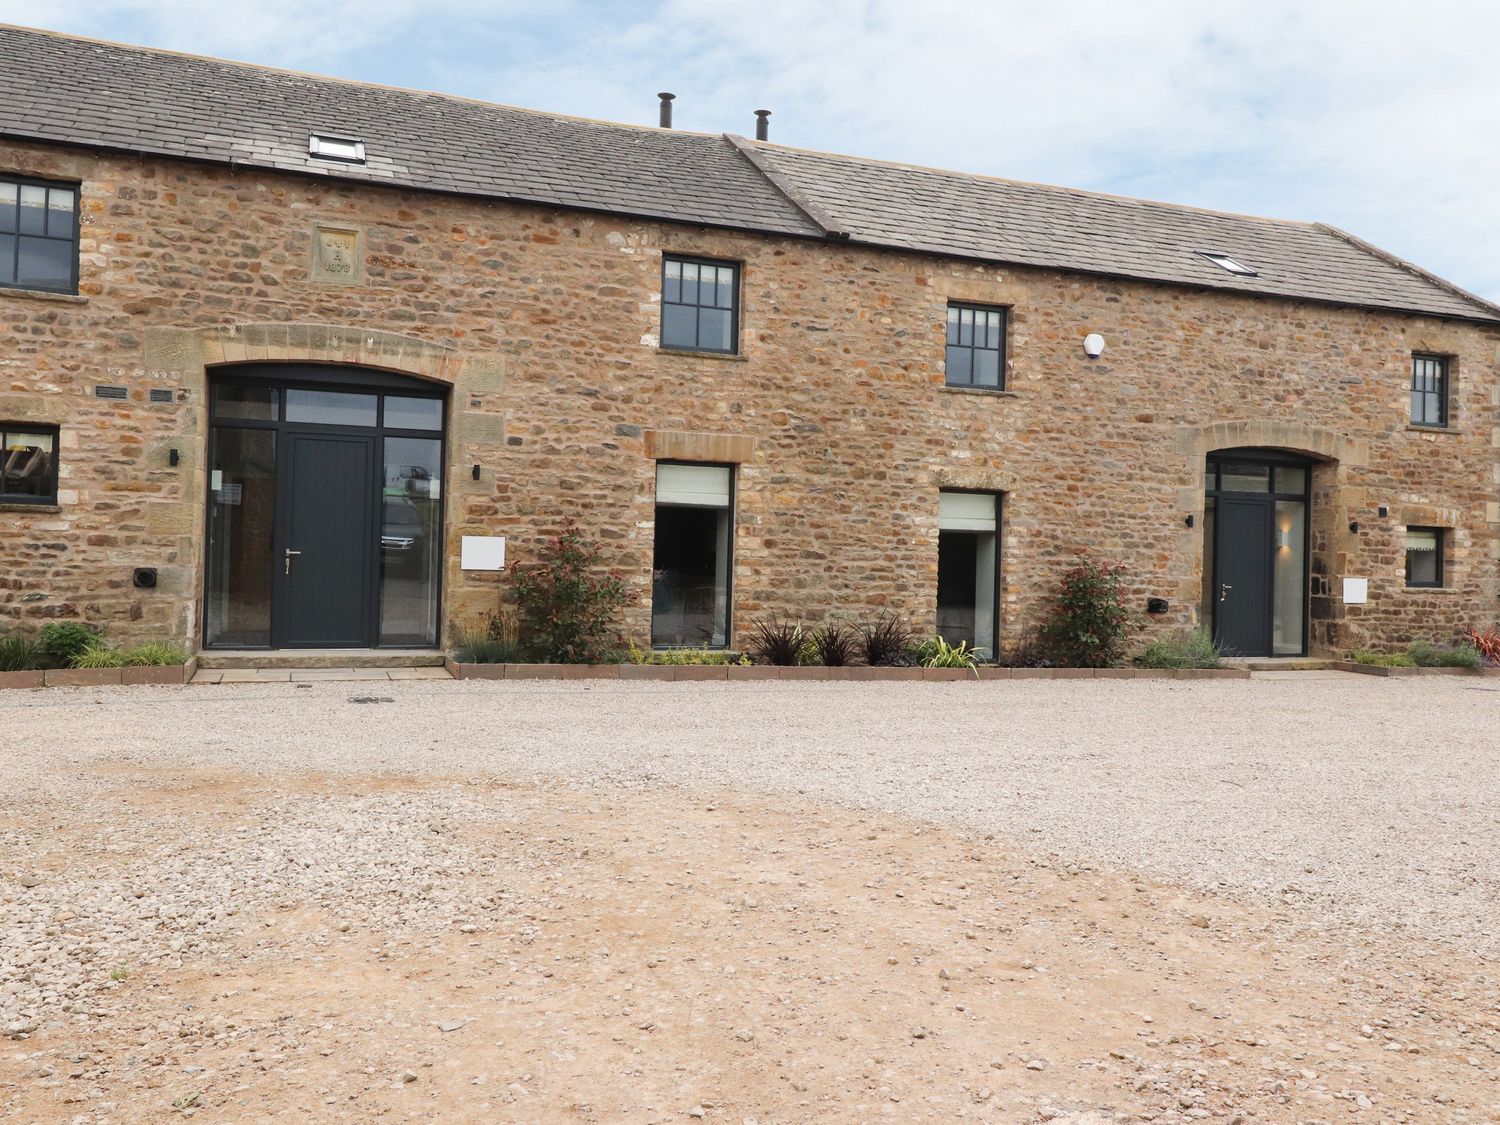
0, 660, 197, 689
444, 660, 1255, 682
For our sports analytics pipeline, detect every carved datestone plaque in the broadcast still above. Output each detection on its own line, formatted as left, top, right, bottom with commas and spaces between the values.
312, 225, 362, 284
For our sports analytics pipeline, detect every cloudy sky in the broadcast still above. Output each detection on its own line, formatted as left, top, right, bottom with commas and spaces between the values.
8, 1, 1500, 300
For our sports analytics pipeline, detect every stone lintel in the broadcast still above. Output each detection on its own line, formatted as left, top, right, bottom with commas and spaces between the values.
644, 429, 757, 463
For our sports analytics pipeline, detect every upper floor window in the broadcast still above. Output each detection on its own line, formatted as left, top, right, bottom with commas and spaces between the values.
661, 255, 738, 353
1410, 353, 1448, 427
945, 303, 1006, 389
1, 425, 59, 504
0, 176, 79, 294
1405, 526, 1443, 588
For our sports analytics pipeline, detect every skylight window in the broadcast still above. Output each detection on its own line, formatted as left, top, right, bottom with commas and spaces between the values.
308, 133, 366, 164
1198, 251, 1257, 277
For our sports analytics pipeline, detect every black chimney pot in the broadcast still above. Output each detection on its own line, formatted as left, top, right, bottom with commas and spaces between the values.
754, 109, 770, 141
658, 92, 675, 128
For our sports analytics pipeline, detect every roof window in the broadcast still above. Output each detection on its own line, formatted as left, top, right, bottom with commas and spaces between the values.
308, 133, 366, 164
1198, 251, 1257, 276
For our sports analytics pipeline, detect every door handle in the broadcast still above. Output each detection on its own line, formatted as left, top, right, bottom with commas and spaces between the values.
284, 548, 302, 576
1219, 583, 1232, 603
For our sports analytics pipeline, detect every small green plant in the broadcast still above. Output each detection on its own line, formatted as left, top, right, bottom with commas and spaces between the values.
626, 643, 747, 666
858, 612, 913, 667
1407, 640, 1483, 669
109, 964, 129, 982
452, 610, 523, 664
37, 622, 100, 668
1137, 628, 1224, 670
120, 643, 188, 667
997, 627, 1051, 668
809, 622, 857, 667
749, 617, 805, 666
71, 643, 126, 669
0, 632, 44, 672
511, 525, 631, 663
1353, 650, 1416, 667
1039, 557, 1134, 668
921, 636, 978, 669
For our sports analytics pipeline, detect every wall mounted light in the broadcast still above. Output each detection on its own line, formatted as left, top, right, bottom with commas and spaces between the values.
1083, 333, 1106, 359
472, 464, 481, 481
1349, 520, 1360, 534
1277, 527, 1291, 549
1184, 514, 1195, 528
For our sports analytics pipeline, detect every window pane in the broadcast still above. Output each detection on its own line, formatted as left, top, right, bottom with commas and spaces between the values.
214, 383, 278, 421
715, 267, 735, 309
662, 303, 697, 349
0, 183, 15, 233
46, 188, 75, 238
16, 236, 71, 288
663, 259, 681, 303
958, 308, 973, 346
1, 429, 56, 499
17, 185, 45, 236
1406, 529, 1440, 586
937, 528, 997, 659
284, 389, 377, 426
1273, 499, 1306, 655
945, 306, 959, 345
380, 436, 443, 646
1274, 466, 1306, 493
0, 234, 14, 285
984, 312, 1002, 349
652, 503, 731, 648
974, 349, 1001, 387
383, 395, 443, 431
946, 345, 972, 384
1218, 464, 1270, 492
680, 261, 699, 305
698, 307, 731, 351
205, 427, 276, 646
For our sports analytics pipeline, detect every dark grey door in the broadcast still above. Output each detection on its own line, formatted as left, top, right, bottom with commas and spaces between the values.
276, 433, 376, 647
1214, 497, 1272, 656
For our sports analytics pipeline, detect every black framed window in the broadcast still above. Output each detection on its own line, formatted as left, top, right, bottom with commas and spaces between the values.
0, 176, 79, 294
1410, 354, 1448, 427
661, 255, 738, 353
1404, 527, 1443, 588
945, 303, 1006, 389
1, 424, 59, 504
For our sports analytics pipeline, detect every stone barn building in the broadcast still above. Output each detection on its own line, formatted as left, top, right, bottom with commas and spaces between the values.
2, 25, 1497, 661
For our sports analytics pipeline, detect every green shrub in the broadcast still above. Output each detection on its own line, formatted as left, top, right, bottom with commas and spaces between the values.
452, 610, 523, 664
920, 636, 978, 669
1353, 650, 1416, 667
1407, 641, 1483, 669
1039, 557, 1134, 668
71, 643, 126, 669
511, 526, 631, 664
858, 612, 913, 667
120, 643, 188, 667
37, 622, 100, 668
749, 617, 805, 666
997, 627, 1051, 669
626, 644, 746, 666
0, 632, 44, 672
1137, 628, 1223, 670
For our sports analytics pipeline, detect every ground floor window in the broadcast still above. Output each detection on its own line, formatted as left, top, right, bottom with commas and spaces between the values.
652, 462, 732, 647
1404, 527, 1443, 587
936, 490, 998, 658
1, 424, 58, 504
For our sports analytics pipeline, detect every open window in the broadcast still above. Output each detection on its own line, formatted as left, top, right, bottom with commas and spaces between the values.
937, 490, 998, 658
652, 463, 733, 647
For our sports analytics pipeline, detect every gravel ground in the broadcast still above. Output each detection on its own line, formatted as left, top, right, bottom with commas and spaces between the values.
2, 673, 1495, 952
1, 674, 1497, 1122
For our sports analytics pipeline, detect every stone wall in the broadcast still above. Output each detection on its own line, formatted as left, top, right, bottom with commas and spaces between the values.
1, 137, 1496, 655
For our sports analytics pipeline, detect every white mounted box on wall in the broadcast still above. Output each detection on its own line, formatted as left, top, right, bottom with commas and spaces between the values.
460, 535, 506, 571
1341, 577, 1369, 604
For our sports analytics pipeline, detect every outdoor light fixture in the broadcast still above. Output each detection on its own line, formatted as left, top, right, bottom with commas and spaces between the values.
472, 464, 481, 481
1083, 333, 1105, 359
1277, 527, 1291, 549
1349, 520, 1360, 534
1184, 514, 1194, 528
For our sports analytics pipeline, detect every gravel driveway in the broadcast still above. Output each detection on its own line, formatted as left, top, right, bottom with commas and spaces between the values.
3, 672, 1496, 952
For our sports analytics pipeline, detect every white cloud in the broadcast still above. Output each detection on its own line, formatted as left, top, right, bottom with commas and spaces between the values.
6, 0, 1500, 298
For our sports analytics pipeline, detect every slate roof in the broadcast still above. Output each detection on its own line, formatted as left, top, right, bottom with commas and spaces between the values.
2, 23, 1496, 323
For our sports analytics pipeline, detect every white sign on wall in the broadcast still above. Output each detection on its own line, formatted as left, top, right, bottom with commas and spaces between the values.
1342, 577, 1369, 604
460, 535, 506, 571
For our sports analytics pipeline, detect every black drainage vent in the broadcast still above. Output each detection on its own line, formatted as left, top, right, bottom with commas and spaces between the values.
94, 385, 128, 400
148, 388, 174, 404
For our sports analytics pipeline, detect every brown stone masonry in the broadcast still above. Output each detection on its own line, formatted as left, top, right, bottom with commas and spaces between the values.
1, 137, 1496, 654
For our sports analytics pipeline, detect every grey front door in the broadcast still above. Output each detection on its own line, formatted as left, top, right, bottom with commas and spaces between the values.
1214, 496, 1272, 656
276, 432, 376, 647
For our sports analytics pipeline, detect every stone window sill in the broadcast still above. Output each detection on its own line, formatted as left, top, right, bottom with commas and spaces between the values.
941, 384, 1018, 399
1401, 585, 1459, 594
1405, 425, 1460, 435
0, 286, 87, 305
658, 347, 748, 363
0, 502, 61, 513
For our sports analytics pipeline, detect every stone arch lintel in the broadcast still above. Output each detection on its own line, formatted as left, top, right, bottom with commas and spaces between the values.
1177, 419, 1368, 469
